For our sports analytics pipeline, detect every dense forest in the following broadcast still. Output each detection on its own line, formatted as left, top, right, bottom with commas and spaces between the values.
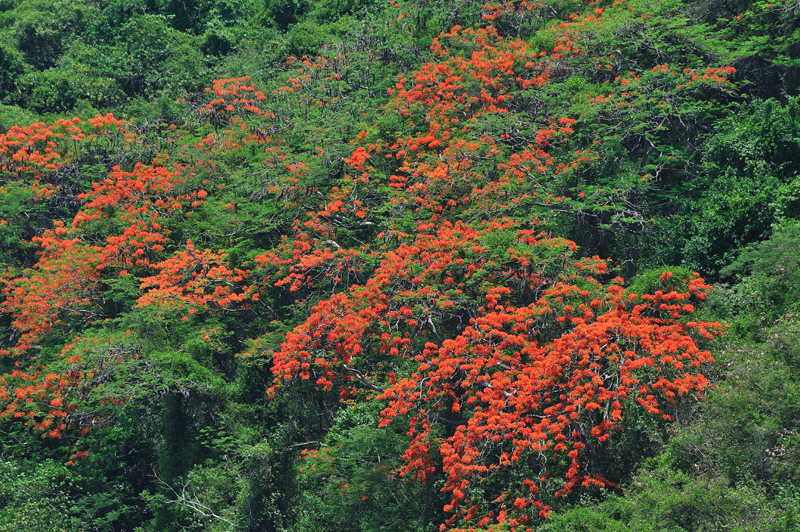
0, 0, 799, 530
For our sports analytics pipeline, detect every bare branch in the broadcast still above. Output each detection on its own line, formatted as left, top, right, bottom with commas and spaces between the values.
151, 470, 235, 527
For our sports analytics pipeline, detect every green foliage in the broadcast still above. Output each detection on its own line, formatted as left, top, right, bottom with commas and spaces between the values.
265, 0, 311, 31
0, 458, 143, 532
284, 20, 328, 57
155, 0, 215, 33
12, 4, 71, 69
0, 0, 800, 531
704, 223, 800, 334
0, 103, 34, 131
110, 14, 208, 97
0, 460, 82, 532
201, 17, 236, 56
680, 97, 800, 274
8, 66, 125, 113
706, 98, 800, 183
290, 402, 445, 532
656, 327, 800, 502
613, 465, 772, 532
0, 42, 24, 99
691, 0, 800, 97
310, 0, 377, 24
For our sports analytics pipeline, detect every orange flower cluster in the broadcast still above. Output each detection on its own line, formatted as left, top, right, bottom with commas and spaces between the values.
138, 240, 253, 311
0, 114, 209, 441
201, 76, 271, 123
0, 118, 81, 176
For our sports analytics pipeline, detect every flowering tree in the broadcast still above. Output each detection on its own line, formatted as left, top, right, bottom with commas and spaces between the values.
0, 1, 735, 529
266, 215, 720, 528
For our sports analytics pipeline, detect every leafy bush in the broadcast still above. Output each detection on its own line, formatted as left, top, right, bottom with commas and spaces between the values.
110, 14, 208, 97
680, 97, 800, 274
0, 42, 25, 98
9, 66, 125, 113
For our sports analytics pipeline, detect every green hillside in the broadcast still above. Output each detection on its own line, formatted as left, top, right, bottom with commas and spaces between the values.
0, 0, 799, 530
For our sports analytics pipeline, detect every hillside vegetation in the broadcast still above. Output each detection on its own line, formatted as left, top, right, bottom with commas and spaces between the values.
0, 0, 799, 530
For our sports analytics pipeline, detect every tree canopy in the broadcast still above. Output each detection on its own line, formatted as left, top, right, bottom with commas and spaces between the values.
0, 0, 799, 530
